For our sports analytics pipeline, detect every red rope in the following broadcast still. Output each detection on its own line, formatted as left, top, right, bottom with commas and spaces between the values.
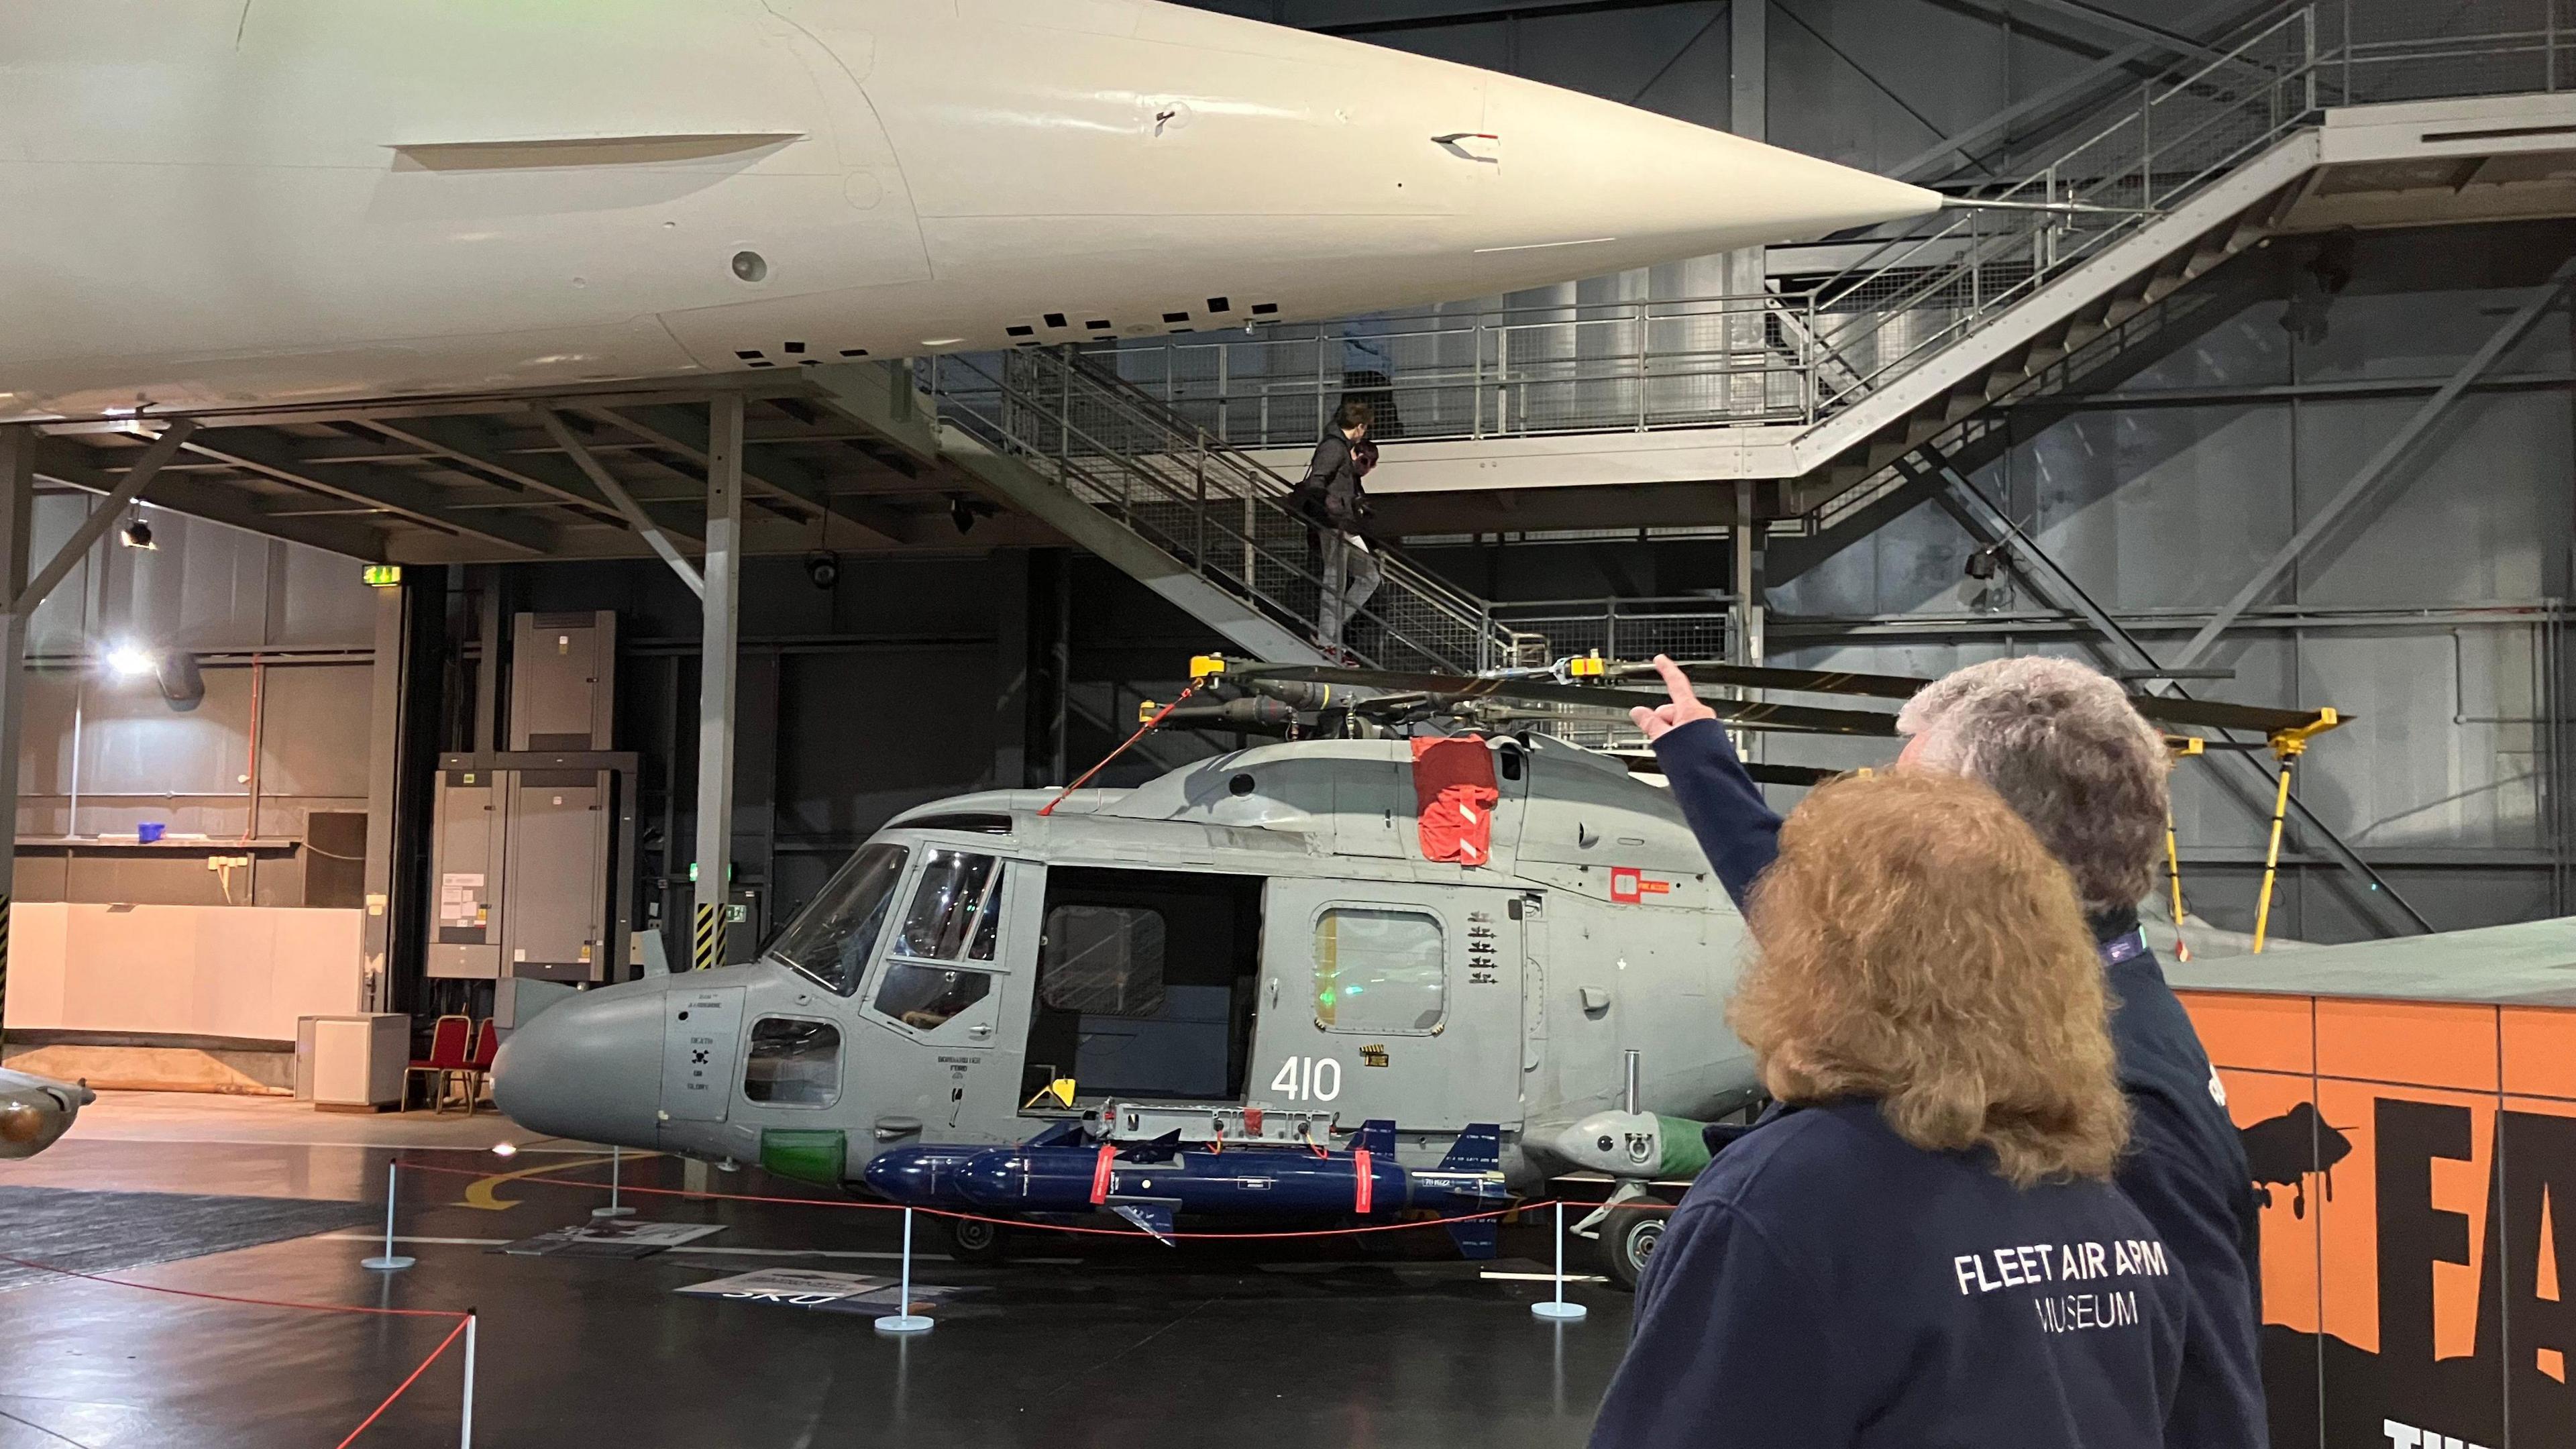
0, 1251, 462, 1317
0, 1251, 474, 1449
1037, 683, 1198, 816
394, 1157, 1540, 1241
331, 1315, 471, 1449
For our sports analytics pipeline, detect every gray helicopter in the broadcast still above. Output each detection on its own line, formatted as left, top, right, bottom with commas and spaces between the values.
488, 653, 2341, 1286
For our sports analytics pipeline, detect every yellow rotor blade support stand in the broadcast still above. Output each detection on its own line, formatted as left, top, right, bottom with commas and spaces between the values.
2253, 709, 2342, 954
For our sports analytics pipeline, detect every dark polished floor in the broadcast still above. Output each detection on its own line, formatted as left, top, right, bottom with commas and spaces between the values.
0, 1116, 1627, 1448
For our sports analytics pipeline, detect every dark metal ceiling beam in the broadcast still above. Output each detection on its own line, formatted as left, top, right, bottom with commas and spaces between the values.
178, 429, 553, 555
358, 414, 675, 539
584, 404, 910, 547
30, 438, 386, 559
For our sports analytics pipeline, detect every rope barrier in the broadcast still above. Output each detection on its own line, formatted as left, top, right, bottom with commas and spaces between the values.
0, 1250, 474, 1446
0, 1251, 462, 1318
331, 1315, 471, 1449
394, 1156, 1551, 1241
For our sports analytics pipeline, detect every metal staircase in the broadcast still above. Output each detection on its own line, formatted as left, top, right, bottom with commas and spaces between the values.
806, 3, 2571, 669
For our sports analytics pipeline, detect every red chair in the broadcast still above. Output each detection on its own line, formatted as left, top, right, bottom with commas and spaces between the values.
405, 1014, 472, 1114
462, 1019, 499, 1115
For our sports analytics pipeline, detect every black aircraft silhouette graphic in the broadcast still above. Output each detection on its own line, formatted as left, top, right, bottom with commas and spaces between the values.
2239, 1101, 2353, 1219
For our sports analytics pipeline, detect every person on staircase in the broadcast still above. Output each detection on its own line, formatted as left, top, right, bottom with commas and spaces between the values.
1291, 399, 1381, 661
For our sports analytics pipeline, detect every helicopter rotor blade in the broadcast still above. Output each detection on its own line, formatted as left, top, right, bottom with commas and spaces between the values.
1220, 661, 1899, 737
1605, 658, 2341, 737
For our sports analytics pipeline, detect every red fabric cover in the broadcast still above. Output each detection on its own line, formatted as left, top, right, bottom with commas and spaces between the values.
1411, 736, 1499, 866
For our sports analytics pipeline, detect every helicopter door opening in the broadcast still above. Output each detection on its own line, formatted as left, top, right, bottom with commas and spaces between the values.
1021, 867, 1263, 1110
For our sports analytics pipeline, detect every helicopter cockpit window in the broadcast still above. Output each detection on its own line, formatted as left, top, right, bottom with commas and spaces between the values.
873, 963, 995, 1033
1037, 905, 1167, 1018
767, 843, 908, 996
743, 1018, 841, 1107
894, 850, 1003, 961
1313, 907, 1447, 1034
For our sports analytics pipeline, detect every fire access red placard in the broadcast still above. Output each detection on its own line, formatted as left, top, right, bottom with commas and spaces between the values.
1610, 867, 1673, 904
1411, 737, 1498, 866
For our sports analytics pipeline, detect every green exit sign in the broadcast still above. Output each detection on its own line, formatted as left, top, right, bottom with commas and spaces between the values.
362, 565, 402, 588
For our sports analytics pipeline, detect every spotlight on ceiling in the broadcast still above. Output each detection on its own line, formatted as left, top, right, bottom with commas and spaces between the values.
105, 643, 156, 678
120, 518, 155, 551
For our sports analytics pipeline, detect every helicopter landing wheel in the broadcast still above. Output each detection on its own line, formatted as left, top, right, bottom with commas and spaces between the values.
941, 1214, 1009, 1264
1597, 1194, 1672, 1293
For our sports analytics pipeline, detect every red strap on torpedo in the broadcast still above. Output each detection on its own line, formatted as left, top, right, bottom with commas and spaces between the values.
1352, 1149, 1375, 1214
1089, 1143, 1116, 1205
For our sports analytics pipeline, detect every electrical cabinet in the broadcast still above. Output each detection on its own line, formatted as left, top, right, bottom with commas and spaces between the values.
427, 612, 635, 984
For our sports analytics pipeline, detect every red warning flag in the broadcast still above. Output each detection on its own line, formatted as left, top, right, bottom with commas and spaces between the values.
1411, 737, 1498, 867
1352, 1149, 1375, 1214
1089, 1143, 1116, 1205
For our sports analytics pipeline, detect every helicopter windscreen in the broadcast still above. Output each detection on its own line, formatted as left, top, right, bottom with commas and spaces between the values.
768, 842, 907, 994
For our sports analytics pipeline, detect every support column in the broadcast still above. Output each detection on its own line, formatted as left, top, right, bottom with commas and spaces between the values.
360, 566, 447, 1015
1725, 0, 1769, 415
1733, 478, 1766, 768
0, 431, 34, 1046
991, 549, 1030, 790
690, 396, 744, 970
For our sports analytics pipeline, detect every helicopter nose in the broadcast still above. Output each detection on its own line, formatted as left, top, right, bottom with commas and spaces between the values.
489, 982, 668, 1149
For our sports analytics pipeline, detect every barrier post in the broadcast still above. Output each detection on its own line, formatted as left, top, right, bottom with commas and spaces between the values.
362, 1161, 416, 1271
460, 1310, 477, 1448
874, 1208, 933, 1336
592, 1144, 636, 1220
1530, 1200, 1587, 1322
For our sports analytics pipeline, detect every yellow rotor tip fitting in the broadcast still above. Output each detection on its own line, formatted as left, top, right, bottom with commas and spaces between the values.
1189, 655, 1228, 679
1570, 654, 1606, 678
1138, 700, 1161, 723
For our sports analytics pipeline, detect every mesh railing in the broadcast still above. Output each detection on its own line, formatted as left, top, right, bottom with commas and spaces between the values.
927, 347, 1515, 675
1081, 2, 2561, 453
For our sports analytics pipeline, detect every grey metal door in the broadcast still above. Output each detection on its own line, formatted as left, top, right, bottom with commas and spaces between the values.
1252, 879, 1523, 1132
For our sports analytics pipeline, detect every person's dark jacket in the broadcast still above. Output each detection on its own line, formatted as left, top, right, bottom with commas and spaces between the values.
1649, 716, 2269, 1449
1590, 1099, 2188, 1449
1291, 430, 1371, 534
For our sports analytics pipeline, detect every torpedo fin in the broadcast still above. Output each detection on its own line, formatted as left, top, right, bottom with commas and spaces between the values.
1118, 1130, 1185, 1164
1106, 1199, 1181, 1245
1350, 1119, 1398, 1157
1438, 1123, 1501, 1174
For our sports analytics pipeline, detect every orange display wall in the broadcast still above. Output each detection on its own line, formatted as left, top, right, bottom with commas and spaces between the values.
2179, 990, 2576, 1449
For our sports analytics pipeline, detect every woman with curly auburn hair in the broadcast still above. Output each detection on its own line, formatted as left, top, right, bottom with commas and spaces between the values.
1589, 772, 2192, 1449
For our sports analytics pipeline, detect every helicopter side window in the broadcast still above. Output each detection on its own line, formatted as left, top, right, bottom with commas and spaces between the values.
743, 1018, 841, 1107
1313, 907, 1446, 1034
873, 963, 995, 1033
894, 850, 1004, 961
766, 843, 908, 995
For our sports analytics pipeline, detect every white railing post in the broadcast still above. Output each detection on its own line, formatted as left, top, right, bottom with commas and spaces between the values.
1531, 1199, 1587, 1322
362, 1161, 415, 1271
875, 1208, 934, 1335
459, 1311, 478, 1448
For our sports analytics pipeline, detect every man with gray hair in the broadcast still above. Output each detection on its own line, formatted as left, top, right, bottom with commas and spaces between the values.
1632, 653, 2266, 1449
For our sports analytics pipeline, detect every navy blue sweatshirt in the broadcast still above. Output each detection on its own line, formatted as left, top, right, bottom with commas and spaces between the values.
1591, 1100, 2186, 1449
1648, 719, 2267, 1449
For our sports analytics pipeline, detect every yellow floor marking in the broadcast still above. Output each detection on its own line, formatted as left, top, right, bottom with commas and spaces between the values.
459, 1152, 654, 1211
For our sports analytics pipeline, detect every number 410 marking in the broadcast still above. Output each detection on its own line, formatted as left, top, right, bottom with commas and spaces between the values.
1271, 1055, 1342, 1102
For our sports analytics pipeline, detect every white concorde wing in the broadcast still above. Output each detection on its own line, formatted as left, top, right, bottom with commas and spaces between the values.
0, 0, 1937, 419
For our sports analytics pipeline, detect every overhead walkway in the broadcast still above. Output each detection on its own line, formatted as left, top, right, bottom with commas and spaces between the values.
1063, 7, 2576, 537
802, 5, 2576, 674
